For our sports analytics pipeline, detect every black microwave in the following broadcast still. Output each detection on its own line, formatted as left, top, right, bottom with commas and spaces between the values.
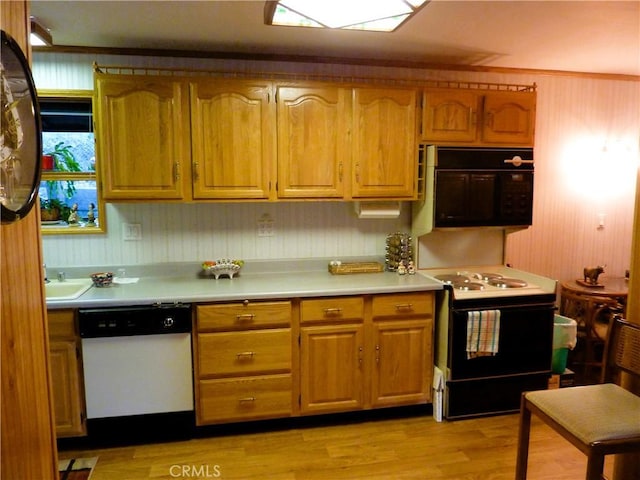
412, 146, 534, 236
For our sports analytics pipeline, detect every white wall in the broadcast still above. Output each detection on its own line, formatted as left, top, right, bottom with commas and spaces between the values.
34, 52, 640, 283
42, 202, 409, 267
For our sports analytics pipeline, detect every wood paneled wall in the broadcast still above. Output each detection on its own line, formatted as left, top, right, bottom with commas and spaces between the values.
0, 3, 58, 478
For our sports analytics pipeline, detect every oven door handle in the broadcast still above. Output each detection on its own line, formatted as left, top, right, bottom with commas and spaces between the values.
452, 303, 554, 314
504, 155, 534, 167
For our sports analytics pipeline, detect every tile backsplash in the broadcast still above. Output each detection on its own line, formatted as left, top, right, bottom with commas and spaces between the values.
42, 202, 410, 268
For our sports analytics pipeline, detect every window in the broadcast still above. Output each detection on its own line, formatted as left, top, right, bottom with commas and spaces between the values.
38, 90, 105, 234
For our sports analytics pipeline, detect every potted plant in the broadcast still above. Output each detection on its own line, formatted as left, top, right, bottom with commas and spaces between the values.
40, 198, 71, 222
40, 142, 82, 222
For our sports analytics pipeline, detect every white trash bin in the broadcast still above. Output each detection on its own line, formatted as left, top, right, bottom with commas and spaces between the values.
552, 314, 577, 374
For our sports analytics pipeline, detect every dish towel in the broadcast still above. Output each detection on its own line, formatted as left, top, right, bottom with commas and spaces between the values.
466, 310, 501, 359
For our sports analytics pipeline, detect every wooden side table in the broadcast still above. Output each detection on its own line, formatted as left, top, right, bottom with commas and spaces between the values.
559, 278, 628, 383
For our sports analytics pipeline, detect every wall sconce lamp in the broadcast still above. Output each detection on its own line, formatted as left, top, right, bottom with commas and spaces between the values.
30, 17, 53, 47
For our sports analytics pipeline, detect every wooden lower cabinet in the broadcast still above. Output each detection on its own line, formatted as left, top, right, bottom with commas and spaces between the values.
299, 292, 433, 415
195, 301, 293, 425
194, 292, 434, 425
370, 293, 433, 407
371, 320, 431, 407
300, 323, 365, 414
199, 374, 292, 423
47, 309, 86, 437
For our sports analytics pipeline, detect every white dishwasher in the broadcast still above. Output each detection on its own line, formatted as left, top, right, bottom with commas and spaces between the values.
79, 304, 194, 421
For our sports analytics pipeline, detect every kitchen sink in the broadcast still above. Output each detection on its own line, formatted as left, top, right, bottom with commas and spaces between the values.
45, 278, 93, 300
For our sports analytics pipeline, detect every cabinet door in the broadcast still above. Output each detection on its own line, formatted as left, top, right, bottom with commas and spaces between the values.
49, 341, 86, 437
277, 86, 350, 198
422, 89, 479, 143
191, 80, 275, 199
95, 74, 190, 200
352, 88, 417, 199
481, 91, 536, 145
300, 324, 364, 414
371, 320, 432, 407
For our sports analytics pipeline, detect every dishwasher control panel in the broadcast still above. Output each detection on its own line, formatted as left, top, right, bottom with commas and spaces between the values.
79, 304, 192, 337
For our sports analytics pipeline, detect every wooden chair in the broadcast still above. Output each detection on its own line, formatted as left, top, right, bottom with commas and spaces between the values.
515, 317, 640, 480
559, 288, 623, 383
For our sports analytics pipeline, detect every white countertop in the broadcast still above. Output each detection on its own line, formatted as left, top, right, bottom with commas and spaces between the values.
46, 259, 443, 309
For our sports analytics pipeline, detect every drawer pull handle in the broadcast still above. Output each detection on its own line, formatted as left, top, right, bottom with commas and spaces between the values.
323, 308, 343, 316
236, 351, 255, 359
236, 314, 255, 322
395, 303, 413, 311
238, 397, 256, 403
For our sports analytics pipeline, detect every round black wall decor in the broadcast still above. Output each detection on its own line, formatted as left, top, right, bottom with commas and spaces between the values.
1, 30, 42, 224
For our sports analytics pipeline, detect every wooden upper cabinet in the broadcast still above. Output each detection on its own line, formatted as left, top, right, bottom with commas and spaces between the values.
352, 87, 418, 199
422, 87, 536, 146
481, 91, 536, 145
95, 74, 191, 200
277, 85, 351, 198
421, 89, 479, 143
191, 80, 275, 200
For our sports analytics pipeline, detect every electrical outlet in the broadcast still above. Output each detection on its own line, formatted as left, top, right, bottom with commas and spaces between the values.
257, 213, 274, 237
123, 223, 142, 241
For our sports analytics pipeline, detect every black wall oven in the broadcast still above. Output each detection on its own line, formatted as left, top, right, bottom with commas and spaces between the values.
412, 146, 535, 236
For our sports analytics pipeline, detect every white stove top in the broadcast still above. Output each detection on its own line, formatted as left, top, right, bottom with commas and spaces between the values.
418, 265, 557, 300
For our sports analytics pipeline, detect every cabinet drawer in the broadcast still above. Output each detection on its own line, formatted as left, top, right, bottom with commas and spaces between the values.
197, 301, 291, 331
198, 374, 292, 424
198, 329, 291, 376
48, 309, 76, 339
372, 293, 432, 318
300, 297, 364, 324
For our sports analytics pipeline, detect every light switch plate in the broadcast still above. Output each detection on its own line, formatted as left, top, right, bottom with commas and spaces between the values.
257, 213, 274, 237
123, 223, 142, 241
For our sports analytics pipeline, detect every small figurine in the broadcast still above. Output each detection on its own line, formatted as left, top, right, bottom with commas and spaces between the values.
67, 203, 80, 225
407, 260, 416, 275
583, 265, 605, 285
397, 262, 406, 275
86, 203, 96, 226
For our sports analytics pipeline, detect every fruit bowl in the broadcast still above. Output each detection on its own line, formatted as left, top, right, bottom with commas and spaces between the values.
201, 259, 244, 279
90, 272, 114, 287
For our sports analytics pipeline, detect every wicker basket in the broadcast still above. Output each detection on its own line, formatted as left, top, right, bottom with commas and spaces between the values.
328, 262, 384, 275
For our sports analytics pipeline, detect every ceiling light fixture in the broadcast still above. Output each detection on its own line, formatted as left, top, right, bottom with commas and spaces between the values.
265, 0, 429, 32
30, 17, 53, 47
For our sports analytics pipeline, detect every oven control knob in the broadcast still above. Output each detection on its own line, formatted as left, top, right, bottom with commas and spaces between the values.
163, 316, 175, 328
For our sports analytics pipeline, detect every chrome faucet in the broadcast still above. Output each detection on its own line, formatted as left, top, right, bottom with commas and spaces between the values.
57, 271, 66, 282
43, 264, 50, 284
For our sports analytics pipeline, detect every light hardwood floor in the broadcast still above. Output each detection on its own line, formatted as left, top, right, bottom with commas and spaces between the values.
59, 411, 615, 480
